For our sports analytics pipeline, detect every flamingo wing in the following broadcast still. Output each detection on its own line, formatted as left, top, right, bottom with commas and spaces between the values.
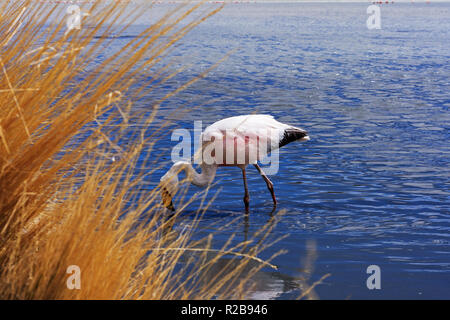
199, 115, 307, 165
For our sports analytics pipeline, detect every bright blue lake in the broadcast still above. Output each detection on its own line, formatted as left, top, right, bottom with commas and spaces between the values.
99, 2, 449, 299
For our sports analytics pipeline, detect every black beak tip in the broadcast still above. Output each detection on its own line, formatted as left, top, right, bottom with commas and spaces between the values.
167, 201, 175, 212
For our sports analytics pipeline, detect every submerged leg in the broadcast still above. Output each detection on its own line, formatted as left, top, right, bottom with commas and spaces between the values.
254, 163, 277, 207
241, 166, 250, 213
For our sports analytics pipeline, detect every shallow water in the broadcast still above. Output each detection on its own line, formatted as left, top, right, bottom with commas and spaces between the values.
108, 3, 449, 299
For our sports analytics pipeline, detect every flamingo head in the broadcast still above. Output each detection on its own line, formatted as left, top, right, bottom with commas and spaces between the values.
159, 171, 179, 211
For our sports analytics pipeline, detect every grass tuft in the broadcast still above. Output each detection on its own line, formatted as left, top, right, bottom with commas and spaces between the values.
0, 1, 284, 300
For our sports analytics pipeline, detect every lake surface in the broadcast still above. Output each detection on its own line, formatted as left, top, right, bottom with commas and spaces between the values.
104, 2, 449, 299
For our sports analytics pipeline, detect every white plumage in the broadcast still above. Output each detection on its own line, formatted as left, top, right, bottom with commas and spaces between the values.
160, 114, 309, 212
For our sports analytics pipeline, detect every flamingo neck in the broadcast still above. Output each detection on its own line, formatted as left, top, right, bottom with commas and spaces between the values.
171, 161, 216, 188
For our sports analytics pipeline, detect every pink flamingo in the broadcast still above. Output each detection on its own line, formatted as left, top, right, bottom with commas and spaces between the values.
160, 115, 309, 213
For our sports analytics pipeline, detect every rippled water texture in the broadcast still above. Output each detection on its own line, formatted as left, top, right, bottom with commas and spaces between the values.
108, 3, 449, 299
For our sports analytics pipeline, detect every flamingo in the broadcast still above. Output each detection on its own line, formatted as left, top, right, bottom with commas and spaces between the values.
160, 114, 309, 213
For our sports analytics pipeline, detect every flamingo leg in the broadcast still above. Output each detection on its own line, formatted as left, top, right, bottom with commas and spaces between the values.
241, 166, 250, 213
254, 164, 277, 206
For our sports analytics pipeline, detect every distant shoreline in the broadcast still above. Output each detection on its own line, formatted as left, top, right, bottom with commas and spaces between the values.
22, 0, 450, 3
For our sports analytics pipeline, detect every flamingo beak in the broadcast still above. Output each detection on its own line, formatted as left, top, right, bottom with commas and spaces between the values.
161, 187, 175, 211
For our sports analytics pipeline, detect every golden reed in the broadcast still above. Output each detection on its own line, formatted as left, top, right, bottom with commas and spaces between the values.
0, 1, 289, 299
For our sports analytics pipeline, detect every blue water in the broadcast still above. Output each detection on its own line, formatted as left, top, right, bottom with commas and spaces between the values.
105, 3, 449, 299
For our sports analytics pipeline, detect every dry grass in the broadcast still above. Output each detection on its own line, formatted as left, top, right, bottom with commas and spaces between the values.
0, 1, 329, 300
0, 1, 287, 299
